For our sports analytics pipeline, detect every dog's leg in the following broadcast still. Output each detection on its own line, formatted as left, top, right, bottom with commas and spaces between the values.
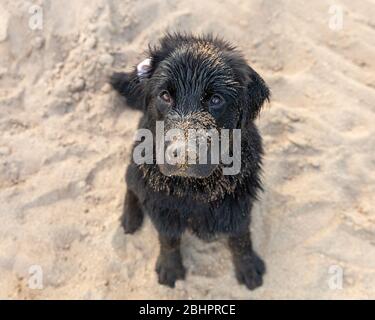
155, 234, 186, 288
228, 231, 265, 290
121, 189, 144, 234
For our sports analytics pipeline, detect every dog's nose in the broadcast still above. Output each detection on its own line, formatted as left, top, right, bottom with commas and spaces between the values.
165, 141, 187, 164
165, 140, 200, 165
159, 136, 217, 178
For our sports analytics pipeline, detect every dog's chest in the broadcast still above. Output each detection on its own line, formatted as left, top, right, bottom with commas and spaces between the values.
139, 178, 251, 238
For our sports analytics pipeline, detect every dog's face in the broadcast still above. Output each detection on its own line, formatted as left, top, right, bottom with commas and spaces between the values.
141, 35, 270, 178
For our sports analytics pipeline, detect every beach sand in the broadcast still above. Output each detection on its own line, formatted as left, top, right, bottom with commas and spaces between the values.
0, 0, 374, 299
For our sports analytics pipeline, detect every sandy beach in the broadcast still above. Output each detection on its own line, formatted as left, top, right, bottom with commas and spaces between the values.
0, 0, 374, 299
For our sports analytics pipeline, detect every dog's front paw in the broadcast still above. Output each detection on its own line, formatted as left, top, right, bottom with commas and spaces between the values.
155, 252, 186, 288
121, 190, 144, 234
234, 253, 265, 291
121, 211, 143, 234
121, 202, 144, 234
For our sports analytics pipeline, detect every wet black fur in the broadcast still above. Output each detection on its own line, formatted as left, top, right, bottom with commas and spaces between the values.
111, 33, 270, 290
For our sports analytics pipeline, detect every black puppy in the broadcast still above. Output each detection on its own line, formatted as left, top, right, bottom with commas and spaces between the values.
111, 33, 270, 290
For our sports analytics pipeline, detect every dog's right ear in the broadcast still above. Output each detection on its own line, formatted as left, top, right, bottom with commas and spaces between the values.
110, 58, 153, 111
240, 66, 270, 128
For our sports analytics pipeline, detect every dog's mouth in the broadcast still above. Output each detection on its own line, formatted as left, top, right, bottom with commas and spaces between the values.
158, 162, 217, 179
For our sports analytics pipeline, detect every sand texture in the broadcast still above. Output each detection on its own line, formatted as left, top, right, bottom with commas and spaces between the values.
0, 0, 374, 299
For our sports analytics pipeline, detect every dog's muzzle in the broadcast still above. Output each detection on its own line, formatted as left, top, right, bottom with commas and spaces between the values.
157, 114, 218, 178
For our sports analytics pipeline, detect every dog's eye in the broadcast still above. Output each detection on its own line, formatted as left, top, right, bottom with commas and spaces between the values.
208, 94, 225, 109
159, 90, 172, 104
210, 95, 222, 105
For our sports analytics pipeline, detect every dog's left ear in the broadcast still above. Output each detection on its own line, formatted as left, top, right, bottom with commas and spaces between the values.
241, 66, 270, 128
110, 58, 154, 111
